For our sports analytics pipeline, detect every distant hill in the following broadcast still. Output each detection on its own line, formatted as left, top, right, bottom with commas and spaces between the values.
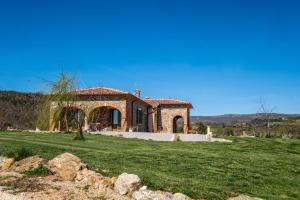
191, 114, 300, 125
0, 91, 45, 130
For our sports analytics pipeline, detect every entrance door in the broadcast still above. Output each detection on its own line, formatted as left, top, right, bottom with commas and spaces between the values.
111, 109, 121, 131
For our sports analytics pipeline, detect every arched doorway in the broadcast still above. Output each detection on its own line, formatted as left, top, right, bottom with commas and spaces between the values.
59, 107, 85, 132
89, 107, 121, 131
173, 116, 184, 133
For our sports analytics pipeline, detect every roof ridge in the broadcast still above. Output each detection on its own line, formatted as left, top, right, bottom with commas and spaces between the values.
144, 98, 190, 103
100, 86, 129, 94
74, 86, 128, 94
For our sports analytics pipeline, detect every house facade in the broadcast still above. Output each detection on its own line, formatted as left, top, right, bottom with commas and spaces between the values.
49, 87, 192, 133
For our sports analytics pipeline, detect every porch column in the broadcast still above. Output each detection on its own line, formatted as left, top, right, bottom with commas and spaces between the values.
184, 108, 190, 134
121, 117, 128, 131
84, 116, 89, 131
183, 123, 189, 134
49, 110, 55, 131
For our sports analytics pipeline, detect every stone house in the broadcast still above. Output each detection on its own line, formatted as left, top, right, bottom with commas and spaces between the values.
49, 87, 192, 133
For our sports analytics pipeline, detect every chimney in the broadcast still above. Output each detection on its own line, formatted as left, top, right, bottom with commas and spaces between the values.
134, 89, 141, 98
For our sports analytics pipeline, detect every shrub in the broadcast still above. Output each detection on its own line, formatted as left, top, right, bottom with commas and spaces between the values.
2, 147, 33, 161
174, 134, 181, 142
15, 147, 34, 161
225, 128, 234, 136
192, 123, 207, 134
2, 150, 15, 158
22, 165, 52, 176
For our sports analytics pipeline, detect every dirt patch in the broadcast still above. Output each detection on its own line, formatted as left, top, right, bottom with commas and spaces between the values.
0, 172, 129, 200
0, 175, 47, 194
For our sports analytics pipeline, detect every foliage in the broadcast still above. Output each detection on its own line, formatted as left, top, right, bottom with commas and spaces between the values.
2, 147, 34, 161
192, 122, 207, 134
22, 165, 52, 176
1, 131, 300, 200
36, 71, 85, 140
173, 134, 181, 142
0, 91, 44, 130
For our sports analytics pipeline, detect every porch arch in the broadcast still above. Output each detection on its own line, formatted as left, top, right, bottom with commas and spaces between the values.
57, 107, 86, 132
88, 106, 122, 132
173, 115, 184, 133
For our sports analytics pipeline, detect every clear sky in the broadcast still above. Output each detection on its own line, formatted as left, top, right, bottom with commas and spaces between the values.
0, 0, 299, 115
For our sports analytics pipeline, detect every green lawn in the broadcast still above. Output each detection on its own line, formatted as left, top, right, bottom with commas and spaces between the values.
0, 132, 299, 200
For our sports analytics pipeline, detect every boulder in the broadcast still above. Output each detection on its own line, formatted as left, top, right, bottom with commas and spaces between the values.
132, 188, 161, 200
75, 168, 114, 189
114, 172, 142, 195
132, 187, 174, 200
173, 193, 192, 200
11, 155, 47, 172
0, 156, 5, 169
1, 158, 14, 171
47, 152, 86, 181
75, 168, 100, 187
228, 195, 263, 200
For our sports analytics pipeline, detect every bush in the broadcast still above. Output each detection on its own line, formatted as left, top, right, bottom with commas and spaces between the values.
2, 147, 33, 161
174, 134, 181, 142
225, 128, 235, 136
192, 123, 207, 134
22, 165, 52, 176
2, 150, 15, 159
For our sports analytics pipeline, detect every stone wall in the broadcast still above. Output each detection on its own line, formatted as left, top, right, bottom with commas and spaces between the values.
159, 106, 190, 133
49, 99, 128, 131
49, 95, 191, 134
132, 101, 148, 132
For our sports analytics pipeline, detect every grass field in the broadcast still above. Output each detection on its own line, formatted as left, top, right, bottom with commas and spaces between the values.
0, 132, 299, 200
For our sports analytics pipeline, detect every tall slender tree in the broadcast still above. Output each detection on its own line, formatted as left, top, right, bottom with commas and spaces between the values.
37, 71, 85, 140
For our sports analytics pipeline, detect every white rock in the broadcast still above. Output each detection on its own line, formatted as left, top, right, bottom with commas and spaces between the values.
132, 187, 175, 200
0, 156, 5, 169
132, 189, 161, 200
114, 172, 142, 195
228, 195, 263, 200
173, 193, 191, 200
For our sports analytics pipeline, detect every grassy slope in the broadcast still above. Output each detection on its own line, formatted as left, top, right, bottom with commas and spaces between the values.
0, 132, 299, 200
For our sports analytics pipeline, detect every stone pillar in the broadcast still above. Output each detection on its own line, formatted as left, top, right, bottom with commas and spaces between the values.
183, 123, 189, 134
121, 117, 128, 131
84, 116, 89, 131
49, 110, 55, 131
184, 108, 190, 134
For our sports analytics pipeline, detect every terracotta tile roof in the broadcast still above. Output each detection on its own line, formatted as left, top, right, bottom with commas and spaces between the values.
73, 87, 129, 95
144, 98, 193, 108
72, 87, 192, 108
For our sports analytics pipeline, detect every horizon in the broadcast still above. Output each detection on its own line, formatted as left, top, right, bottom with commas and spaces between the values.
0, 0, 300, 115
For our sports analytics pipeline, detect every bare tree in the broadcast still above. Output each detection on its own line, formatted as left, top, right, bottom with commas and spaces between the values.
258, 97, 276, 137
37, 71, 85, 140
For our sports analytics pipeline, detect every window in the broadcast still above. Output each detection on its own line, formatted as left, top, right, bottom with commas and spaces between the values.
136, 108, 143, 124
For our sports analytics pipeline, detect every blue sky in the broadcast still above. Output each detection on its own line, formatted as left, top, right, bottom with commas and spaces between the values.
0, 0, 299, 115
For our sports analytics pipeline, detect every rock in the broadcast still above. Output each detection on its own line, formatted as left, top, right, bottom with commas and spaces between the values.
0, 156, 5, 169
11, 155, 47, 172
228, 195, 263, 200
75, 168, 115, 189
47, 152, 86, 181
1, 158, 14, 171
75, 168, 100, 187
76, 169, 120, 191
173, 193, 192, 200
132, 188, 174, 200
132, 189, 161, 200
114, 172, 142, 195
